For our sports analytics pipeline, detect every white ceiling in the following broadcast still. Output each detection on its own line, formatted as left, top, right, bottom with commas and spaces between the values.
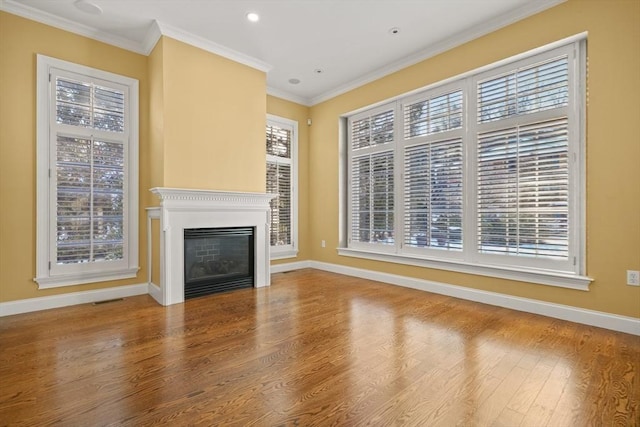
2, 0, 564, 105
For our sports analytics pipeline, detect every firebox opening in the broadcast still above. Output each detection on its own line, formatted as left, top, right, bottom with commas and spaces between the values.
184, 227, 255, 299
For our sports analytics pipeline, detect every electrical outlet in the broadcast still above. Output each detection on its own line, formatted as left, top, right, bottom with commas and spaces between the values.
627, 270, 640, 286
321, 240, 326, 248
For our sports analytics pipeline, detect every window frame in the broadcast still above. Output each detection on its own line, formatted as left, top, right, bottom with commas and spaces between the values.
35, 54, 139, 289
340, 36, 591, 290
266, 114, 298, 260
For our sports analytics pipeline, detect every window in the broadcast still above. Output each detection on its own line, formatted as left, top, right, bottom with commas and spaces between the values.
342, 38, 589, 289
266, 115, 298, 259
36, 55, 139, 288
349, 105, 395, 245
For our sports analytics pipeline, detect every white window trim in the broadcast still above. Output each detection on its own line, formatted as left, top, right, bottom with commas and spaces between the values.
35, 55, 139, 289
337, 247, 591, 290
267, 114, 298, 260
339, 35, 592, 290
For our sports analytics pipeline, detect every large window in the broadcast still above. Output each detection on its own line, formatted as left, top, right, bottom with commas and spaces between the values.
342, 39, 589, 289
266, 115, 298, 259
36, 55, 139, 288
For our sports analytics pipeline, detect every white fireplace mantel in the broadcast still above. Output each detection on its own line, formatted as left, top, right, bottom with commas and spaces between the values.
149, 187, 275, 306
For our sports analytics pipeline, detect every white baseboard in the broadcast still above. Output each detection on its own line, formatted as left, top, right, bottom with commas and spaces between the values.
148, 282, 163, 305
4, 262, 638, 336
0, 283, 148, 317
270, 260, 312, 274
0, 260, 306, 317
310, 261, 640, 336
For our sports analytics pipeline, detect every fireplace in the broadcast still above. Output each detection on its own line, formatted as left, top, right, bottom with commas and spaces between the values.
148, 188, 275, 306
184, 227, 255, 299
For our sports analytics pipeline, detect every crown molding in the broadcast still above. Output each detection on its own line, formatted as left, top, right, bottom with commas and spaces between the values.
0, 0, 147, 54
153, 20, 272, 73
267, 86, 312, 107
2, 0, 566, 106
141, 20, 162, 55
308, 0, 567, 106
0, 1, 271, 73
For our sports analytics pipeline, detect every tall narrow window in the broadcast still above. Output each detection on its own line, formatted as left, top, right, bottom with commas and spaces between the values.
474, 54, 572, 268
402, 89, 464, 252
348, 105, 396, 248
36, 55, 139, 288
266, 115, 298, 259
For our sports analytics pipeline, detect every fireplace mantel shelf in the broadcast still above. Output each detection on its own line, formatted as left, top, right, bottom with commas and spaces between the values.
151, 187, 276, 205
148, 188, 275, 306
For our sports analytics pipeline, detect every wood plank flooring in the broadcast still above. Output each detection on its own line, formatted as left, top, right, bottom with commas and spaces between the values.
1, 269, 638, 426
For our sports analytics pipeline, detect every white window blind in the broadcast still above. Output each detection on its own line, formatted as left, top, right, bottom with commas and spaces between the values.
56, 77, 125, 131
56, 135, 125, 264
36, 55, 139, 288
54, 76, 126, 265
344, 39, 586, 287
478, 57, 569, 123
266, 116, 298, 258
477, 119, 569, 259
267, 162, 292, 246
476, 55, 571, 261
351, 151, 395, 244
402, 88, 464, 252
404, 138, 463, 250
404, 91, 463, 138
352, 109, 394, 149
349, 105, 395, 246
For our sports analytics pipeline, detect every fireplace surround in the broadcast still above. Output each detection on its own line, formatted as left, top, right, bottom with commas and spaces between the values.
148, 188, 274, 306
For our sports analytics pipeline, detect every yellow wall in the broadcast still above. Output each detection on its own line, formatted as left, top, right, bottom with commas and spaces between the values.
309, 0, 640, 318
266, 95, 311, 264
0, 12, 150, 301
160, 37, 266, 192
148, 38, 165, 190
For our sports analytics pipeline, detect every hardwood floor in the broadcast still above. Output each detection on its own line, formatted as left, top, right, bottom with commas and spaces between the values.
1, 269, 638, 426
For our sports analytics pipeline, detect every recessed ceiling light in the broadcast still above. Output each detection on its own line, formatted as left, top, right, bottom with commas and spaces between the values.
74, 0, 103, 15
388, 27, 401, 35
246, 12, 260, 22
288, 78, 301, 85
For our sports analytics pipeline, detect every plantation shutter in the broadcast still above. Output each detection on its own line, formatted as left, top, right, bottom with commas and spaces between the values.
478, 56, 569, 123
266, 123, 292, 246
351, 151, 395, 244
476, 55, 570, 260
403, 91, 463, 139
53, 75, 127, 265
349, 106, 395, 245
402, 89, 464, 251
267, 162, 292, 246
403, 138, 463, 250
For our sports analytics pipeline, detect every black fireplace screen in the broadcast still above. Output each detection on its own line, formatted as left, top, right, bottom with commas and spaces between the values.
184, 227, 254, 299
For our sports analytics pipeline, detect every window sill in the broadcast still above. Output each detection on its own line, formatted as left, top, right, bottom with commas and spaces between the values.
337, 247, 592, 291
270, 249, 298, 260
34, 267, 140, 289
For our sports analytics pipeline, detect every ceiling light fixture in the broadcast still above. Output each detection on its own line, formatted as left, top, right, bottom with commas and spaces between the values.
246, 12, 260, 22
314, 69, 324, 74
74, 0, 103, 15
388, 27, 400, 35
288, 78, 301, 85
